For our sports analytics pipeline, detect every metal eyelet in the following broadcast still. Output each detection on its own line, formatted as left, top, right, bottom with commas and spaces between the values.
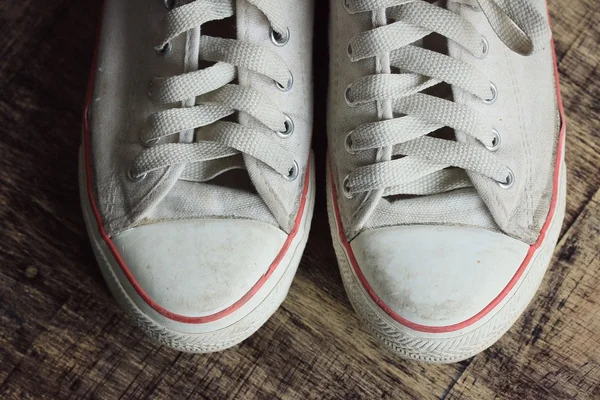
275, 71, 294, 92
345, 131, 357, 154
473, 36, 489, 59
163, 0, 177, 10
497, 168, 515, 189
482, 82, 498, 105
147, 79, 154, 98
141, 136, 161, 148
342, 175, 354, 199
285, 160, 299, 181
343, 0, 352, 13
270, 27, 290, 47
344, 84, 355, 107
155, 42, 172, 56
486, 129, 501, 152
277, 115, 295, 138
128, 167, 147, 182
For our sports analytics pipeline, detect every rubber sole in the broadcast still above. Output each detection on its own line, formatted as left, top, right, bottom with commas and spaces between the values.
80, 150, 315, 353
326, 160, 566, 363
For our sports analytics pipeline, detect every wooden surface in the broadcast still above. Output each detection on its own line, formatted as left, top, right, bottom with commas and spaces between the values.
1, 1, 599, 399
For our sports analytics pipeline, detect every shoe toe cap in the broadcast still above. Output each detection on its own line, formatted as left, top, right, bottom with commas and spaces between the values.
112, 219, 287, 319
350, 225, 529, 328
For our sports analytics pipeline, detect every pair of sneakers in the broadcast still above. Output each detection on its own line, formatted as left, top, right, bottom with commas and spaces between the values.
81, 0, 566, 363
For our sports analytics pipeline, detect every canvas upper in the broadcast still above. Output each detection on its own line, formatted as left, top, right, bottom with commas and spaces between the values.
82, 0, 315, 323
328, 0, 561, 245
87, 0, 314, 238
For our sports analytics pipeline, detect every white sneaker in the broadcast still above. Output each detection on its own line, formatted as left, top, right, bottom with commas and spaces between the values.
80, 0, 315, 353
327, 0, 566, 363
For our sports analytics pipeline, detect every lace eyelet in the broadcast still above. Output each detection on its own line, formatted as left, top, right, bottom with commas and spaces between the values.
345, 131, 357, 154
473, 36, 489, 59
128, 167, 147, 182
277, 115, 295, 138
497, 168, 515, 189
141, 136, 161, 148
347, 43, 353, 59
285, 160, 299, 181
482, 82, 498, 104
147, 79, 154, 98
270, 27, 290, 47
163, 0, 177, 10
275, 71, 294, 92
342, 175, 354, 199
343, 0, 352, 13
344, 84, 356, 107
155, 42, 172, 56
486, 129, 501, 152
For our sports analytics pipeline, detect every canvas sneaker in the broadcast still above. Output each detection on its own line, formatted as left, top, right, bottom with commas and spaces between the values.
327, 0, 566, 363
80, 0, 315, 353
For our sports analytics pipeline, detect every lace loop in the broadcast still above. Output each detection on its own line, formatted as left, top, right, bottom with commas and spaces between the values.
133, 0, 295, 183
477, 0, 551, 56
342, 0, 551, 198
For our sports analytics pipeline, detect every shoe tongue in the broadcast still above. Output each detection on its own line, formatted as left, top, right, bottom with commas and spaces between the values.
193, 4, 283, 219
190, 6, 259, 193
185, 1, 297, 231
369, 1, 499, 234
146, 1, 279, 230
387, 19, 458, 201
200, 12, 237, 42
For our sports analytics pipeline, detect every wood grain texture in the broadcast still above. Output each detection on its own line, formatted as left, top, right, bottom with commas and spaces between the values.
0, 0, 598, 399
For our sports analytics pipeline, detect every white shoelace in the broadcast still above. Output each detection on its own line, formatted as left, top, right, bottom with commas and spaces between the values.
129, 0, 299, 182
341, 0, 551, 198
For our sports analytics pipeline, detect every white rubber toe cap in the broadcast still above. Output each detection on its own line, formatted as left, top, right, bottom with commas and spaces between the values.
112, 219, 287, 319
350, 225, 530, 328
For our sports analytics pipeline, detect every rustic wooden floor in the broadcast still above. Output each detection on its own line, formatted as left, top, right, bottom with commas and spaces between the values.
1, 1, 599, 399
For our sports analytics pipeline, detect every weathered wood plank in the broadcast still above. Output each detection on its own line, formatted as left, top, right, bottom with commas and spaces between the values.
0, 0, 103, 302
0, 272, 64, 386
0, 0, 67, 82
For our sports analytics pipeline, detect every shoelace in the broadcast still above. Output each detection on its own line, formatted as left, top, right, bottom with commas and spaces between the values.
129, 0, 300, 183
341, 0, 551, 199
